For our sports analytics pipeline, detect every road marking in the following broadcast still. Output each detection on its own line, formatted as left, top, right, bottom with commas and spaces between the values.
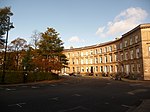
62, 82, 68, 85
72, 94, 81, 97
31, 86, 39, 89
51, 97, 59, 101
121, 104, 132, 108
21, 85, 28, 88
50, 84, 56, 87
111, 96, 115, 99
127, 89, 148, 95
129, 84, 141, 86
58, 106, 89, 112
106, 83, 111, 85
8, 102, 26, 107
5, 88, 16, 91
105, 102, 109, 105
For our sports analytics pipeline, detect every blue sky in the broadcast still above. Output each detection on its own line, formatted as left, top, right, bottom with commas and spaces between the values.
0, 0, 150, 48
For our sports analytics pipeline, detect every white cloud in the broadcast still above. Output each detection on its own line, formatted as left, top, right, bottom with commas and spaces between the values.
96, 26, 105, 36
68, 36, 85, 43
96, 7, 148, 38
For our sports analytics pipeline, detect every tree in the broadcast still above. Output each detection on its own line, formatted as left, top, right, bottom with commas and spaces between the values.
0, 7, 13, 47
30, 30, 41, 49
9, 38, 27, 70
0, 6, 14, 83
22, 47, 34, 71
37, 27, 68, 72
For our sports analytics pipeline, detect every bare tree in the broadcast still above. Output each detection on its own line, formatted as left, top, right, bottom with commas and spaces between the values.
30, 30, 41, 49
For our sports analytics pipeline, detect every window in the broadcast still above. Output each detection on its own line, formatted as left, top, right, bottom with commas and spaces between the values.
131, 64, 135, 73
120, 53, 123, 61
81, 67, 84, 72
77, 67, 80, 72
114, 45, 117, 50
86, 58, 88, 64
86, 67, 89, 72
81, 59, 84, 64
95, 66, 98, 72
76, 59, 79, 64
100, 48, 102, 54
125, 52, 128, 60
95, 49, 98, 54
115, 65, 118, 72
136, 48, 140, 58
104, 66, 108, 73
109, 46, 112, 52
105, 47, 107, 52
72, 59, 75, 64
110, 65, 113, 73
90, 50, 93, 55
68, 53, 70, 58
124, 40, 128, 47
81, 52, 83, 56
73, 67, 75, 72
114, 54, 117, 62
148, 46, 150, 56
90, 58, 93, 64
120, 43, 122, 49
130, 50, 134, 59
135, 35, 138, 43
86, 51, 88, 56
100, 66, 103, 72
104, 56, 107, 63
72, 53, 74, 57
100, 57, 102, 63
137, 64, 140, 73
95, 57, 98, 64
130, 38, 133, 45
110, 54, 112, 62
77, 52, 80, 56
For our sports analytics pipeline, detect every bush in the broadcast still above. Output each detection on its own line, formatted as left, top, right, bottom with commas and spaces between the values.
126, 73, 143, 80
0, 71, 59, 84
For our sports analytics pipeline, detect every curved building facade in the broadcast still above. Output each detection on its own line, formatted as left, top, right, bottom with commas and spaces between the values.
62, 24, 150, 80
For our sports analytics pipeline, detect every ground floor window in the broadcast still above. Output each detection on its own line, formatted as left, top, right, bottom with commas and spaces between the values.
149, 46, 150, 56
131, 64, 135, 73
73, 67, 75, 72
95, 66, 98, 72
137, 64, 140, 73
104, 66, 108, 73
86, 66, 89, 72
81, 67, 84, 72
110, 65, 113, 73
115, 65, 118, 72
100, 66, 103, 72
125, 64, 130, 74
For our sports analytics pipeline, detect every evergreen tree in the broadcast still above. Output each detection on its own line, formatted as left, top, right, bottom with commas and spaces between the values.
37, 28, 68, 72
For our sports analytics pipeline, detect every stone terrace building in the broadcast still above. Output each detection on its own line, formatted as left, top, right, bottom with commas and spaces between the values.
62, 24, 150, 80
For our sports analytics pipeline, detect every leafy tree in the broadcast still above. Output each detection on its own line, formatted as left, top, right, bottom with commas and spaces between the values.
22, 47, 34, 71
37, 27, 68, 72
9, 38, 27, 70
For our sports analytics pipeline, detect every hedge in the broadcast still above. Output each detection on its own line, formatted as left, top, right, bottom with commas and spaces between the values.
0, 71, 59, 84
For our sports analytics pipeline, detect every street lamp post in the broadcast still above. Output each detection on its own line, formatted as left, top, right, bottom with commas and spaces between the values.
1, 16, 14, 83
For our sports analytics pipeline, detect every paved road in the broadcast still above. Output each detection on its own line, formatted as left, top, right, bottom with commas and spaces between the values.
0, 76, 150, 112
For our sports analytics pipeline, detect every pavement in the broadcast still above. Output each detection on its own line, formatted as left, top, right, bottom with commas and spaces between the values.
127, 99, 150, 112
0, 78, 65, 87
